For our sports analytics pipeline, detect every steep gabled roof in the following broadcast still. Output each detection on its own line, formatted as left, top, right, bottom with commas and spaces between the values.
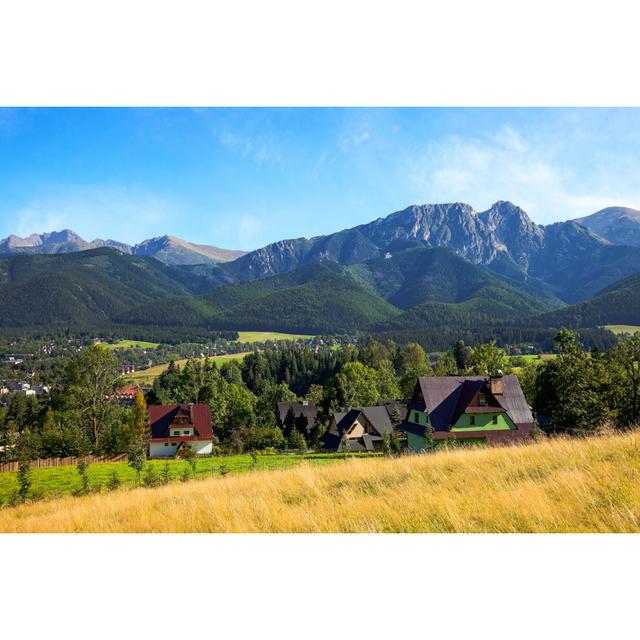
332, 406, 394, 437
276, 401, 318, 424
148, 403, 213, 440
416, 375, 533, 431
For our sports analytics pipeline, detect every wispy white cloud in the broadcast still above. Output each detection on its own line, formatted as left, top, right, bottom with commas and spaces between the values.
405, 124, 640, 222
338, 127, 371, 152
5, 184, 177, 244
214, 128, 281, 164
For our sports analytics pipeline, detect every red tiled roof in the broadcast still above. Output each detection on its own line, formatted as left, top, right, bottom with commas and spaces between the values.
148, 404, 214, 440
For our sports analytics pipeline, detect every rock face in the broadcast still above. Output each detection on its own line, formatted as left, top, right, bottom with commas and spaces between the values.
574, 206, 640, 246
227, 200, 604, 282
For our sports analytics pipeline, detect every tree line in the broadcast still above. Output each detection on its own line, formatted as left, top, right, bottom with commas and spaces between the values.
2, 329, 639, 464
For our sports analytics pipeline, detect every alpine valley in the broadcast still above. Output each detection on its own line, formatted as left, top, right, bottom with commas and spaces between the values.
2, 200, 640, 349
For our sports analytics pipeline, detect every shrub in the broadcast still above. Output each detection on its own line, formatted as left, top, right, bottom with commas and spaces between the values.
107, 469, 121, 491
180, 466, 191, 482
143, 464, 161, 487
76, 459, 91, 495
128, 442, 147, 484
288, 429, 307, 452
161, 461, 171, 485
183, 447, 197, 472
17, 459, 32, 503
219, 463, 229, 476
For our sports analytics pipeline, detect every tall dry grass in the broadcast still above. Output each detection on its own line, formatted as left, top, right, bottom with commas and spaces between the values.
2, 431, 640, 532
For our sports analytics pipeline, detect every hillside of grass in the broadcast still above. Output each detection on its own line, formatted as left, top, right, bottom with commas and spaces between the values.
2, 431, 639, 532
236, 331, 314, 343
0, 452, 372, 503
125, 352, 251, 383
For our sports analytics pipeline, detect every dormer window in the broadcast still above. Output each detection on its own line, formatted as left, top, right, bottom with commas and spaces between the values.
479, 393, 487, 406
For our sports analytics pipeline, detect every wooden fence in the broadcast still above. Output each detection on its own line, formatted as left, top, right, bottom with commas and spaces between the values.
0, 454, 128, 473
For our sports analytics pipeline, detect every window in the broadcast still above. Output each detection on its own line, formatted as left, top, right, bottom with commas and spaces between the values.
479, 393, 487, 406
492, 415, 498, 425
469, 415, 476, 426
164, 443, 169, 447
183, 430, 190, 435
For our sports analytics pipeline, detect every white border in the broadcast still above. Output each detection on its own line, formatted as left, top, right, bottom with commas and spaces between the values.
1, 1, 639, 637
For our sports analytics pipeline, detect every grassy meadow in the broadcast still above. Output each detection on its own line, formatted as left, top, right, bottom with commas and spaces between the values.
104, 339, 161, 350
0, 453, 377, 504
604, 324, 640, 335
236, 331, 314, 343
125, 352, 250, 383
2, 431, 640, 532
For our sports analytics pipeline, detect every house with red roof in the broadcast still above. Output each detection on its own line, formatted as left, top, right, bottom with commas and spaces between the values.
148, 403, 215, 457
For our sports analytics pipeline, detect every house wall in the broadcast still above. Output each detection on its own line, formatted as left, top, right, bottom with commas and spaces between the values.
348, 421, 365, 438
452, 413, 515, 431
150, 442, 177, 457
150, 440, 213, 457
170, 427, 194, 436
192, 440, 213, 455
406, 431, 427, 453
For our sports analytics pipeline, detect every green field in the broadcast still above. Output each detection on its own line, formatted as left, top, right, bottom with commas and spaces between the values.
236, 331, 314, 343
125, 352, 250, 383
105, 339, 161, 350
604, 325, 640, 335
509, 353, 555, 363
0, 452, 380, 504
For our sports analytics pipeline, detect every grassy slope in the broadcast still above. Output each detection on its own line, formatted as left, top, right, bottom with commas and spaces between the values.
605, 325, 640, 335
125, 352, 250, 383
104, 339, 161, 349
0, 453, 374, 504
2, 431, 640, 532
236, 331, 314, 343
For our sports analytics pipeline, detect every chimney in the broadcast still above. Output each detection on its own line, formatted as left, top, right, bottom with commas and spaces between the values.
489, 375, 504, 396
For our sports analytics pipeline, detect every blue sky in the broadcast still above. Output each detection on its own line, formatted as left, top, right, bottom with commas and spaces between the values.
1, 107, 640, 250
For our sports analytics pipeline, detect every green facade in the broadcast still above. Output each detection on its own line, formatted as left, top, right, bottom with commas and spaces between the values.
408, 409, 429, 426
451, 412, 516, 432
406, 430, 427, 453
405, 409, 515, 453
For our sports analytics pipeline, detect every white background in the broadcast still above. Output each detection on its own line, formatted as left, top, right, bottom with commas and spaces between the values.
1, 1, 640, 638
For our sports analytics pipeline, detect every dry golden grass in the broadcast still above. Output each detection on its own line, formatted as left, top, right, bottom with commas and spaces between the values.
2, 431, 640, 533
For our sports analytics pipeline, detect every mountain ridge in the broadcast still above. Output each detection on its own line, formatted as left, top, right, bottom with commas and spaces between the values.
0, 230, 247, 265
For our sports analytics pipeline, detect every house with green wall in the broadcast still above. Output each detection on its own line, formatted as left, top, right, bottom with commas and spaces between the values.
399, 375, 535, 451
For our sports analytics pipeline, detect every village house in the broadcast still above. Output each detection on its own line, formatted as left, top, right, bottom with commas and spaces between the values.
322, 405, 395, 452
111, 384, 138, 405
399, 375, 535, 452
148, 403, 215, 457
276, 400, 318, 439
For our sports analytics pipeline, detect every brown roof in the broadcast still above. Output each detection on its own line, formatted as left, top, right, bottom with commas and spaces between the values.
332, 406, 394, 437
148, 404, 214, 440
276, 401, 318, 424
415, 375, 533, 431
